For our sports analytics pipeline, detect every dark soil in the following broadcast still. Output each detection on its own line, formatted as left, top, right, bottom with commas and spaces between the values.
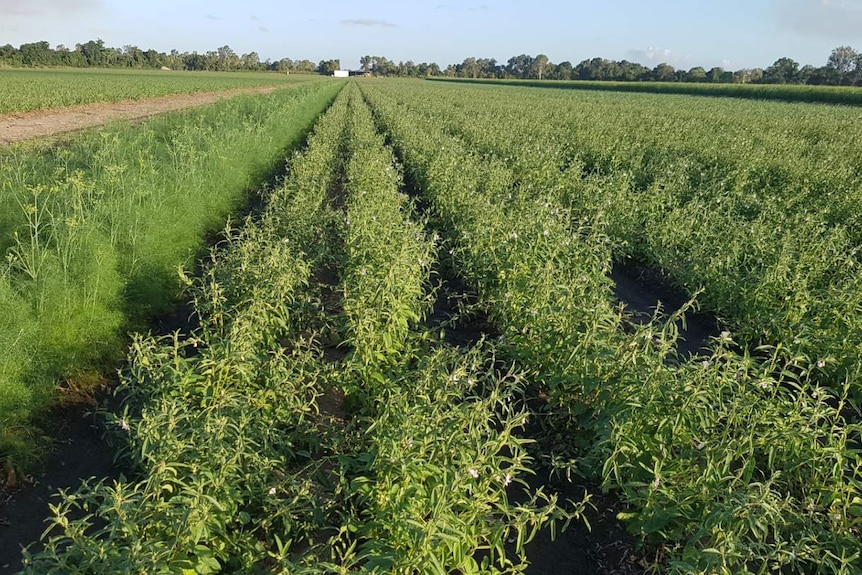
0, 401, 124, 574
425, 260, 646, 575
520, 473, 648, 575
611, 262, 721, 358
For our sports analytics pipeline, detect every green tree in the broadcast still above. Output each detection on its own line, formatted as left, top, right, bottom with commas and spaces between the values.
317, 59, 340, 75
241, 52, 261, 70
827, 45, 858, 74
763, 57, 799, 83
652, 62, 676, 81
531, 53, 549, 79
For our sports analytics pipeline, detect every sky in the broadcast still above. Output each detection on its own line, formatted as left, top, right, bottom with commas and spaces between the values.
2, 0, 862, 71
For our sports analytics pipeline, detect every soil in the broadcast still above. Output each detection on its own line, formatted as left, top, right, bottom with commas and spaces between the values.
0, 401, 124, 574
0, 85, 285, 145
611, 262, 721, 358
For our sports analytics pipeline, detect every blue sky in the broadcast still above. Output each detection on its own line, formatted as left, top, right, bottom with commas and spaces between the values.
2, 0, 862, 70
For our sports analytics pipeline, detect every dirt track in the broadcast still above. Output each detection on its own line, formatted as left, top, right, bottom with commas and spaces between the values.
0, 85, 284, 145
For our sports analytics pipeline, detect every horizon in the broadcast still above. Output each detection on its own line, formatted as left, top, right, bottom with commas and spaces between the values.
2, 0, 862, 72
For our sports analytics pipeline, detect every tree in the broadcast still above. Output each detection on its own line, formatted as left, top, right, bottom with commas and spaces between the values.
216, 45, 239, 71
18, 41, 53, 66
652, 62, 676, 82
707, 67, 725, 82
687, 66, 707, 82
241, 52, 261, 71
360, 55, 373, 74
555, 60, 573, 80
827, 46, 858, 74
763, 57, 799, 84
506, 54, 533, 78
317, 59, 340, 75
461, 57, 479, 78
78, 39, 108, 66
531, 54, 549, 80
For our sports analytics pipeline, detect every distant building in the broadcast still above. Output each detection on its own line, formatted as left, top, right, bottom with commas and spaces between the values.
333, 70, 349, 78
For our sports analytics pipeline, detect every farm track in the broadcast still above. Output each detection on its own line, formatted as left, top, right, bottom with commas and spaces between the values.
0, 85, 287, 145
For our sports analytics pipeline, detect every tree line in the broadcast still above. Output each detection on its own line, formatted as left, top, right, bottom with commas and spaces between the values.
429, 47, 862, 86
2, 39, 861, 86
0, 39, 340, 75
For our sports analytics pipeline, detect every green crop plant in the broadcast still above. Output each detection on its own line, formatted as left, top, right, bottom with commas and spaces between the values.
0, 80, 345, 469
22, 82, 572, 574
359, 79, 862, 574
0, 68, 324, 114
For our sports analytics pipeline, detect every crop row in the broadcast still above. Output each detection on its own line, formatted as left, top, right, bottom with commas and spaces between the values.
373, 80, 862, 397
359, 80, 862, 574
21, 83, 571, 574
0, 81, 343, 468
0, 68, 318, 114
430, 77, 862, 106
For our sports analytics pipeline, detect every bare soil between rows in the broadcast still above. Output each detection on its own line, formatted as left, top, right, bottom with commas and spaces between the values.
0, 85, 286, 145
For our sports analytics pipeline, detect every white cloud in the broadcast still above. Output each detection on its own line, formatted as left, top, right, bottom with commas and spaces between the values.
626, 46, 682, 66
341, 18, 397, 28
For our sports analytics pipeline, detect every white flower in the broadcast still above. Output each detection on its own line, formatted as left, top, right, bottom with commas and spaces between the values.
360, 267, 367, 276
119, 418, 130, 431
816, 360, 826, 368
696, 442, 705, 451
502, 473, 512, 487
468, 468, 479, 479
268, 487, 277, 496
651, 477, 660, 489
543, 229, 550, 237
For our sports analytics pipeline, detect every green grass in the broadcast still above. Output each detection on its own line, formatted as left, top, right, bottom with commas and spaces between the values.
0, 79, 345, 469
0, 67, 326, 114
429, 76, 862, 105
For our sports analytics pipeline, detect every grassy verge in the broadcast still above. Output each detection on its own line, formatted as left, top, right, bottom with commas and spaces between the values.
0, 80, 345, 469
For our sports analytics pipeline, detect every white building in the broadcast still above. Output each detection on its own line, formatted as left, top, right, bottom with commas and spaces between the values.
333, 70, 349, 78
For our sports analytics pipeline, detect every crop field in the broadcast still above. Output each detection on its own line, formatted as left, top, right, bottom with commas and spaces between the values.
430, 76, 862, 106
0, 80, 344, 466
2, 79, 861, 574
0, 68, 316, 114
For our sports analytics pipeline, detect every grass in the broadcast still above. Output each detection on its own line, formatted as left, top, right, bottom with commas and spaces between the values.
0, 67, 326, 114
0, 79, 345, 469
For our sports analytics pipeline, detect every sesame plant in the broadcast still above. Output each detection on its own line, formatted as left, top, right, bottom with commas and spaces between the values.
360, 79, 862, 574
22, 83, 573, 574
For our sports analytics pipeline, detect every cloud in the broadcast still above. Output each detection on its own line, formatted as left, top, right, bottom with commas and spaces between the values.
341, 18, 397, 27
251, 15, 261, 22
258, 26, 269, 33
205, 14, 221, 21
626, 46, 674, 65
773, 0, 862, 38
0, 0, 102, 17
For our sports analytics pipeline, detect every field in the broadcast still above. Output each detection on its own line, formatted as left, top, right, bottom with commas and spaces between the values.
0, 68, 317, 114
430, 76, 862, 105
2, 79, 861, 574
0, 80, 344, 467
